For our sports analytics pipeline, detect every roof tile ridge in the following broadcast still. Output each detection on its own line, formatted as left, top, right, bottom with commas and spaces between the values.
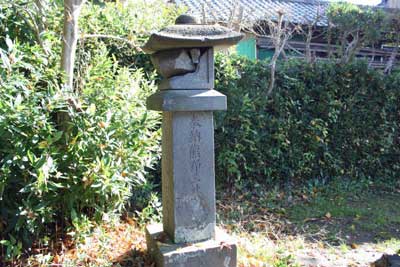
268, 0, 329, 6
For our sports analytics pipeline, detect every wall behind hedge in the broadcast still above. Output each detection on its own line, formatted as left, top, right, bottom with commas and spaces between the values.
214, 55, 400, 188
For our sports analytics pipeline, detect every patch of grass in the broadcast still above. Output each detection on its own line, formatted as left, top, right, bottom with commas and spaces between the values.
374, 238, 400, 254
236, 231, 303, 267
287, 190, 400, 244
289, 196, 355, 221
218, 178, 400, 266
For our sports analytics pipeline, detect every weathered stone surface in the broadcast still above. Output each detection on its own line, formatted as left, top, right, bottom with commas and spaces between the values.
371, 254, 400, 267
151, 49, 197, 79
175, 14, 200, 25
162, 111, 216, 243
146, 224, 237, 267
157, 48, 214, 90
147, 89, 227, 111
142, 14, 243, 54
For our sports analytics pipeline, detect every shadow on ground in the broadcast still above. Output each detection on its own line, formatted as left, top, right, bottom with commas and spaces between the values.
112, 248, 154, 267
288, 191, 400, 245
218, 187, 400, 245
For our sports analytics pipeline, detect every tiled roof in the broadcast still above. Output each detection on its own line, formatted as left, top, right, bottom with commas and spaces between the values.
174, 0, 331, 26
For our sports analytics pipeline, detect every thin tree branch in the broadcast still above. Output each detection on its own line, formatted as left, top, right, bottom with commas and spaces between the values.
12, 3, 48, 55
80, 34, 142, 51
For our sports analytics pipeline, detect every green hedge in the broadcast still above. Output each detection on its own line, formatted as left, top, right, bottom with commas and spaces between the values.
214, 55, 400, 187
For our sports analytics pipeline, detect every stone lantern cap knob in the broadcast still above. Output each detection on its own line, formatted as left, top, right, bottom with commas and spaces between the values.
142, 14, 244, 54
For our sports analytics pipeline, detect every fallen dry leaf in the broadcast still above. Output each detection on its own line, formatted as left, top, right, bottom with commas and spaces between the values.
350, 243, 358, 249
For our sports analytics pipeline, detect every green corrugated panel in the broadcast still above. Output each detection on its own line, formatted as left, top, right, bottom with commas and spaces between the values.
258, 48, 274, 61
236, 38, 256, 60
258, 48, 297, 61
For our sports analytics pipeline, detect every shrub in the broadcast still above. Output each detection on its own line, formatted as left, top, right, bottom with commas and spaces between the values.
214, 55, 400, 188
78, 0, 184, 71
0, 0, 181, 258
0, 36, 160, 251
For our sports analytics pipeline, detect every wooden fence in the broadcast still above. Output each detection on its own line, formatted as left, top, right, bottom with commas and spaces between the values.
257, 37, 399, 68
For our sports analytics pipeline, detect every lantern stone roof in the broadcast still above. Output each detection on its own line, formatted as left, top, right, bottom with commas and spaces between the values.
142, 22, 244, 53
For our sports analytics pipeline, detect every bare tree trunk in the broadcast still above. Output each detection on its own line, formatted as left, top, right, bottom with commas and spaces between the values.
342, 33, 359, 64
243, 10, 292, 97
61, 0, 86, 91
266, 13, 292, 96
368, 45, 376, 68
58, 0, 85, 131
340, 33, 348, 61
268, 53, 279, 96
327, 21, 333, 58
338, 30, 360, 63
385, 41, 399, 74
281, 49, 288, 61
268, 36, 288, 96
305, 25, 312, 63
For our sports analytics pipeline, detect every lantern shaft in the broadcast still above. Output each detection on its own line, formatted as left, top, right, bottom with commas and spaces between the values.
162, 111, 216, 243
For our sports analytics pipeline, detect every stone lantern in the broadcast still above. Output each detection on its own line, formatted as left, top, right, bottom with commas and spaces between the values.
143, 14, 243, 267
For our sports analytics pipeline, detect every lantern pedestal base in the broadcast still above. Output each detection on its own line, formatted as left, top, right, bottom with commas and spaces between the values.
146, 224, 237, 267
